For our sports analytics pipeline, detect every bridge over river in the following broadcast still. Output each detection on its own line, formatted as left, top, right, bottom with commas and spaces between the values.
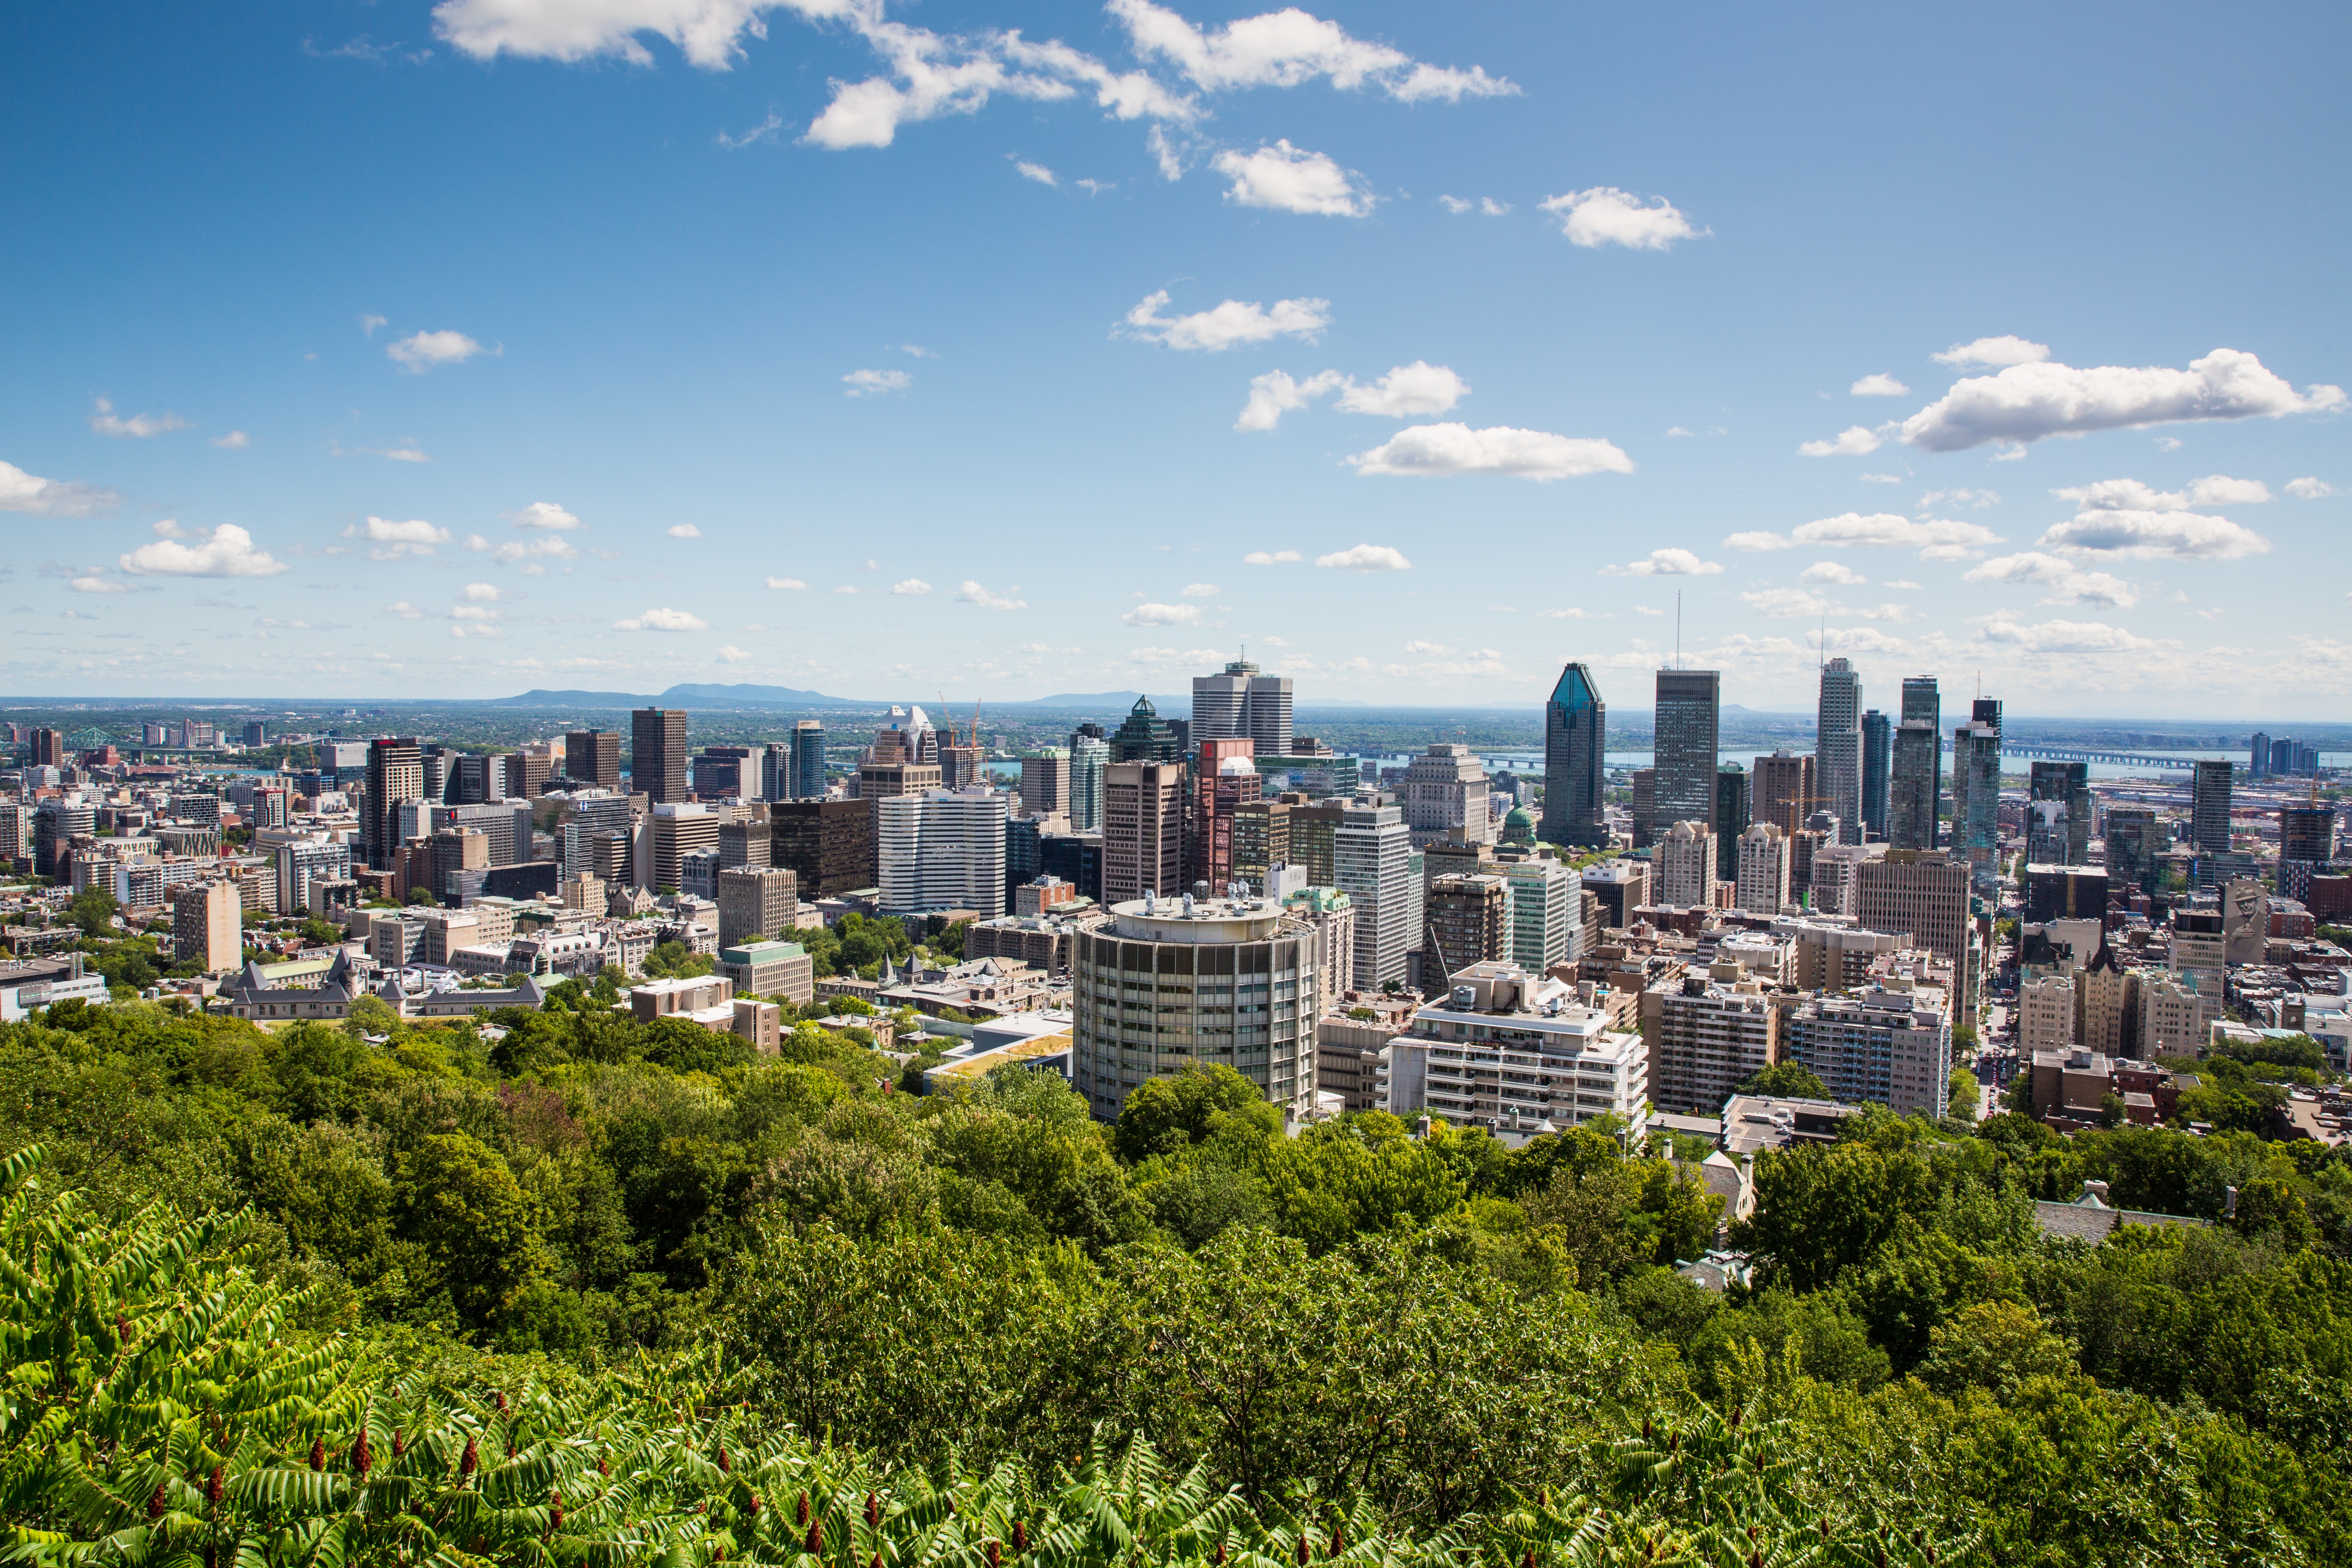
2002, 745, 2199, 771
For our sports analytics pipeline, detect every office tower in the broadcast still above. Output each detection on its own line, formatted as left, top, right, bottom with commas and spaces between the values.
1655, 819, 1716, 907
1039, 829, 1104, 904
30, 800, 92, 879
1861, 709, 1891, 841
363, 737, 423, 871
1503, 855, 1581, 974
1425, 874, 1511, 972
1950, 717, 2001, 893
2099, 805, 2160, 898
877, 787, 1008, 917
512, 746, 552, 798
1654, 669, 1721, 829
2280, 804, 2338, 901
1020, 748, 1072, 818
770, 798, 877, 897
1103, 761, 1185, 905
650, 804, 720, 893
275, 837, 353, 915
566, 729, 620, 791
1334, 800, 1415, 991
1888, 677, 1942, 851
1735, 822, 1791, 914
1817, 657, 1863, 845
172, 881, 243, 972
29, 729, 64, 769
1191, 657, 1294, 756
1582, 859, 1649, 926
2024, 866, 2109, 923
691, 746, 753, 799
2027, 761, 2092, 866
1189, 739, 1258, 890
2250, 732, 2272, 777
1109, 695, 1183, 764
717, 865, 798, 947
1646, 976, 1778, 1116
1247, 672, 1293, 756
1714, 764, 1750, 881
1069, 734, 1109, 832
1630, 768, 1657, 848
1856, 849, 1974, 1010
1538, 662, 1607, 848
1229, 798, 1292, 891
787, 720, 827, 799
1971, 696, 2001, 737
758, 743, 790, 802
2191, 758, 2234, 857
240, 719, 267, 748
1071, 894, 1318, 1122
718, 817, 770, 870
450, 753, 503, 805
1751, 751, 1816, 838
630, 708, 688, 804
857, 756, 942, 807
563, 792, 636, 878
1401, 744, 1494, 848
1285, 797, 1345, 885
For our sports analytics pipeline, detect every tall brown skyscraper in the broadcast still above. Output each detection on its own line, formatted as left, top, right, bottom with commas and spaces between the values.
363, 736, 423, 871
1103, 761, 1184, 905
630, 709, 687, 804
566, 728, 619, 789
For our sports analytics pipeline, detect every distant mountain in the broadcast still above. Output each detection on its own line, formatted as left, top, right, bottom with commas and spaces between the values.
486, 683, 874, 709
1016, 691, 1186, 710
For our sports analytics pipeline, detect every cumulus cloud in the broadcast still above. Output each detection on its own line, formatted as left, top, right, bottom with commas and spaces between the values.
716, 644, 753, 663
1961, 552, 2138, 608
1110, 0, 1513, 100
87, 397, 192, 439
211, 430, 252, 450
120, 521, 290, 578
2287, 476, 2338, 499
1125, 290, 1330, 352
957, 579, 1027, 610
1784, 512, 2006, 560
1243, 549, 1302, 564
387, 601, 424, 619
1603, 548, 1722, 578
2034, 510, 2270, 561
343, 516, 452, 559
510, 500, 581, 529
615, 606, 708, 632
1212, 140, 1371, 216
1849, 374, 1909, 397
462, 582, 503, 602
2051, 475, 2271, 511
1235, 369, 1343, 432
666, 523, 703, 538
766, 575, 808, 589
1972, 617, 2169, 655
1347, 423, 1633, 481
1013, 158, 1056, 185
1539, 187, 1703, 250
1722, 530, 1792, 552
0, 459, 120, 517
844, 368, 913, 396
1236, 361, 1466, 430
1897, 348, 2344, 452
1179, 582, 1218, 597
386, 329, 489, 372
1314, 543, 1412, 572
891, 578, 932, 595
1800, 561, 1867, 585
1933, 336, 2049, 368
1798, 425, 1885, 458
1124, 601, 1203, 626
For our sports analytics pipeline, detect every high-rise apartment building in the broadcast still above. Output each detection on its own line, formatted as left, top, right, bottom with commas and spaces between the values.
630, 708, 688, 804
1752, 750, 1817, 837
1656, 819, 1716, 907
1019, 748, 1072, 819
1817, 657, 1863, 846
1539, 662, 1607, 848
1068, 733, 1109, 832
1643, 973, 1779, 1116
1334, 800, 1415, 991
1735, 822, 1791, 915
172, 881, 243, 972
2101, 804, 2162, 897
2191, 758, 2234, 858
1783, 976, 1952, 1118
1861, 709, 1891, 841
1425, 873, 1510, 971
1654, 669, 1722, 829
566, 729, 620, 791
1951, 717, 2001, 893
790, 721, 828, 798
717, 865, 798, 948
878, 787, 1009, 917
2027, 761, 2092, 866
363, 737, 423, 871
1102, 761, 1185, 905
1401, 744, 1494, 848
1714, 764, 1750, 881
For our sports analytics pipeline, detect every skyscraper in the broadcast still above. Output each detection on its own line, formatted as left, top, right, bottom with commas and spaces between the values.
1334, 799, 1415, 991
1656, 820, 1716, 907
878, 787, 1009, 918
1191, 657, 1294, 755
2101, 804, 2161, 898
630, 708, 688, 804
2250, 731, 2272, 777
1816, 657, 1863, 846
1951, 716, 2001, 893
1714, 764, 1750, 881
2027, 761, 2091, 866
1189, 739, 1258, 890
1539, 662, 1607, 848
2191, 758, 2234, 858
1019, 747, 1072, 818
1068, 734, 1109, 832
565, 729, 620, 791
1102, 761, 1184, 904
1890, 676, 1942, 851
2279, 804, 2337, 901
363, 736, 423, 871
1654, 669, 1720, 830
789, 719, 827, 799
1401, 744, 1494, 848
1109, 695, 1183, 763
1861, 709, 1891, 842
1753, 751, 1816, 837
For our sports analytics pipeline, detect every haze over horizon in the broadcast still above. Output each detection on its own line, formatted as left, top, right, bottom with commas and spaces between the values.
4, 1, 2346, 717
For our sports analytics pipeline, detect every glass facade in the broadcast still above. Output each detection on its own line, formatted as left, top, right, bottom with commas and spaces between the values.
1653, 669, 1720, 827
1539, 662, 1607, 847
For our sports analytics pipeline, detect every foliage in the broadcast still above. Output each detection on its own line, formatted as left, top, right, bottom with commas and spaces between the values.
1733, 1062, 1828, 1101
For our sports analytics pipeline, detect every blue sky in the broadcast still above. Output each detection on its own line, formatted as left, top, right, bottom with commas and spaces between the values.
4, 0, 2346, 715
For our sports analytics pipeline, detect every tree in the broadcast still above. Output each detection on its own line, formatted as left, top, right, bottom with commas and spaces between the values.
1949, 1065, 1981, 1120
65, 887, 117, 938
1735, 1061, 1829, 1100
1114, 1062, 1280, 1163
392, 1130, 553, 1332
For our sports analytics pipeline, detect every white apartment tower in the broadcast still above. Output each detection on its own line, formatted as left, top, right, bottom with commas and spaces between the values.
1333, 799, 1414, 991
1656, 819, 1717, 908
1735, 822, 1792, 914
877, 787, 1009, 918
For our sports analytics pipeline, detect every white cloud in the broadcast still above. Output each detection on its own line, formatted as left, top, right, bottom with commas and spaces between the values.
1179, 582, 1219, 597
1849, 374, 1909, 397
88, 398, 191, 439
900, 343, 937, 358
2034, 509, 2270, 561
1439, 195, 1510, 215
1336, 361, 1468, 417
1798, 424, 1884, 457
1883, 579, 1921, 590
387, 601, 424, 619
1960, 552, 2138, 608
1125, 290, 1331, 351
1014, 158, 1056, 186
666, 523, 703, 538
1740, 586, 1834, 617
1664, 425, 1694, 437
957, 579, 1027, 610
335, 438, 432, 463
211, 430, 252, 450
844, 368, 913, 396
1800, 560, 1867, 585
1109, 0, 1514, 100
716, 111, 784, 149
1859, 472, 1903, 483
1401, 639, 1448, 654
1933, 335, 2049, 368
1787, 512, 2006, 559
1124, 601, 1203, 626
1235, 369, 1343, 432
1538, 187, 1703, 250
832, 585, 859, 595
1212, 140, 1370, 216
1972, 617, 2169, 655
510, 500, 581, 530
1722, 530, 1793, 552
615, 606, 708, 632
2051, 475, 2271, 511
1243, 549, 1302, 565
0, 459, 120, 517
1077, 178, 1115, 196
716, 644, 753, 663
891, 578, 932, 595
1536, 607, 1590, 619
343, 516, 452, 559
358, 313, 388, 336
386, 329, 489, 372
120, 521, 289, 578
469, 532, 579, 566
1899, 348, 2344, 452
449, 604, 500, 623
2287, 476, 2338, 499
462, 582, 503, 602
66, 575, 132, 594
1314, 543, 1412, 572
766, 575, 808, 590
1603, 548, 1722, 578
1347, 423, 1633, 481
1920, 487, 2000, 510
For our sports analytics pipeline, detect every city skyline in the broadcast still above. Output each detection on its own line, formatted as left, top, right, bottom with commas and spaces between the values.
4, 2, 2347, 715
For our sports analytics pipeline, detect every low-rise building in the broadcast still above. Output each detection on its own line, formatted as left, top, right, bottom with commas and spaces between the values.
719, 939, 815, 1005
1379, 961, 1648, 1136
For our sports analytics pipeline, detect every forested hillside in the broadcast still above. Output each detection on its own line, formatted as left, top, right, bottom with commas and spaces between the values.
2, 997, 2348, 1566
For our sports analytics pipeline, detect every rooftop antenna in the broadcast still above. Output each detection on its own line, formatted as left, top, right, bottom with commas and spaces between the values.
1818, 609, 1826, 672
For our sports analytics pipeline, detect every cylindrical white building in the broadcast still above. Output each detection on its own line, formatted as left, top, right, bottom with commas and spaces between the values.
1072, 893, 1317, 1122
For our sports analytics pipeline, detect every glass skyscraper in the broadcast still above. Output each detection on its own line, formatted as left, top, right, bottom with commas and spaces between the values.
788, 719, 827, 800
1890, 676, 1941, 850
1539, 662, 1607, 847
1817, 657, 1863, 846
1860, 708, 1890, 842
1654, 668, 1721, 831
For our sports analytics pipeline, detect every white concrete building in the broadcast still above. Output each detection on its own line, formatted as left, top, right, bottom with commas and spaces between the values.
1655, 819, 1716, 907
1734, 822, 1791, 914
2018, 973, 2076, 1056
1333, 799, 1415, 991
1782, 971, 1953, 1118
1503, 854, 1580, 975
878, 786, 1009, 918
1378, 961, 1648, 1135
1400, 744, 1495, 848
